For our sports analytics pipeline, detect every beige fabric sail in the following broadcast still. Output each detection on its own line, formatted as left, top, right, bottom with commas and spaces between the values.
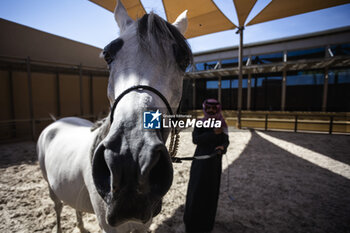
88, 0, 350, 37
89, 0, 236, 38
89, 0, 146, 20
233, 0, 257, 26
162, 0, 236, 38
247, 0, 350, 26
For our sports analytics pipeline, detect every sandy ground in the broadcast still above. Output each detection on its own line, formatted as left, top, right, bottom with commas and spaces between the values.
1, 130, 350, 233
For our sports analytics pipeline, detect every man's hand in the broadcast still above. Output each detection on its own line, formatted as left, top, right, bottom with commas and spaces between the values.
215, 146, 224, 155
213, 127, 223, 134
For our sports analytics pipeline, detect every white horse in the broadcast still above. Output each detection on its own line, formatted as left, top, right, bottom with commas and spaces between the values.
37, 0, 192, 232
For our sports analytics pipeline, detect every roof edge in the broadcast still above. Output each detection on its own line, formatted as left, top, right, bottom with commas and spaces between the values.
192, 25, 350, 56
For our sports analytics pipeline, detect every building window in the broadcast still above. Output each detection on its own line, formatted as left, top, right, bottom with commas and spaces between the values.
206, 79, 231, 89
330, 43, 350, 56
286, 70, 324, 111
251, 52, 283, 64
286, 71, 324, 86
221, 58, 238, 68
221, 57, 248, 68
251, 74, 282, 111
221, 80, 230, 88
206, 80, 218, 89
195, 61, 218, 71
287, 47, 325, 61
328, 68, 350, 112
231, 78, 248, 88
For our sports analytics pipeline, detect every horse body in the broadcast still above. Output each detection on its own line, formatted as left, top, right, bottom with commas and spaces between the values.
38, 117, 95, 213
37, 0, 192, 232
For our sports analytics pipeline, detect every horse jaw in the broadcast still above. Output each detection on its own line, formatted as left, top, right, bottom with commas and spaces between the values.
114, 0, 134, 33
172, 10, 188, 35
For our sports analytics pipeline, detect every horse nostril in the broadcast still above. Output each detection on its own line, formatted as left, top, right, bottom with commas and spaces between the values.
148, 145, 173, 197
92, 143, 111, 201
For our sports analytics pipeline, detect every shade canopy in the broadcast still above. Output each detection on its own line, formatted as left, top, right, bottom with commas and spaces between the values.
162, 0, 236, 38
247, 0, 350, 26
233, 0, 257, 26
89, 0, 236, 38
89, 0, 146, 20
89, 0, 350, 37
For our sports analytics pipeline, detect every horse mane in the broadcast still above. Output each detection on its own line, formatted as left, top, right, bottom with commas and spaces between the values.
137, 12, 193, 71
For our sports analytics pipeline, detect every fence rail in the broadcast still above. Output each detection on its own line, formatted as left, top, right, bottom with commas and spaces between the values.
0, 115, 97, 143
1, 112, 349, 143
236, 113, 348, 134
190, 110, 350, 135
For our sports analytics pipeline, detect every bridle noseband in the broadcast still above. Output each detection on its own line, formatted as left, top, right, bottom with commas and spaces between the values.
110, 85, 174, 124
109, 85, 180, 159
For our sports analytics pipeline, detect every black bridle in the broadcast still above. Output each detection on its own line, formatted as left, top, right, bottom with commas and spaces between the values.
108, 84, 219, 163
109, 85, 180, 160
110, 85, 175, 124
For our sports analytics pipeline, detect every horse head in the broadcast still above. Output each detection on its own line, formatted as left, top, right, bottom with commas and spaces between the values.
91, 0, 192, 227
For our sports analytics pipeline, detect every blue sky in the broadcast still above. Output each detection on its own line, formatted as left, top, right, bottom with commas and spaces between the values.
1, 0, 350, 53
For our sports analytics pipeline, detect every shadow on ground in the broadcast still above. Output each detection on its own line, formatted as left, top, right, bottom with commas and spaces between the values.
154, 130, 350, 233
0, 141, 37, 168
262, 131, 350, 166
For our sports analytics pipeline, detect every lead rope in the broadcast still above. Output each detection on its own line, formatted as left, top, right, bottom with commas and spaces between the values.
168, 127, 180, 158
168, 78, 192, 159
225, 153, 235, 202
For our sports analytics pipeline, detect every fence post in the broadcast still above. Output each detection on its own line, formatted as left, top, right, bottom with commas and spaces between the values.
79, 64, 84, 116
8, 68, 17, 138
265, 114, 268, 131
56, 72, 61, 117
90, 74, 94, 120
26, 57, 35, 140
329, 116, 333, 135
294, 115, 298, 132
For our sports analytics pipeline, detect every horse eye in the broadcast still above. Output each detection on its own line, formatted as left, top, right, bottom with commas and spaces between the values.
103, 51, 114, 65
103, 38, 124, 65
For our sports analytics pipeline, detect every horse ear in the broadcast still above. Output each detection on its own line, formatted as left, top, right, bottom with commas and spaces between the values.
172, 10, 188, 35
114, 0, 134, 32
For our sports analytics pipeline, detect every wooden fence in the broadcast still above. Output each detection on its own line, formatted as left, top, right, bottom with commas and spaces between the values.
191, 110, 350, 134
0, 56, 110, 142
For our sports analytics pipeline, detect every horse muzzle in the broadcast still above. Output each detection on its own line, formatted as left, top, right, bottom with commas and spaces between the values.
91, 140, 173, 226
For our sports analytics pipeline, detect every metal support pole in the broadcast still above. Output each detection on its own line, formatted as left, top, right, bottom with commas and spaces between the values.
236, 26, 244, 129
26, 57, 35, 140
281, 69, 286, 111
247, 72, 251, 110
281, 51, 287, 111
322, 68, 329, 112
218, 76, 222, 103
192, 79, 196, 111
